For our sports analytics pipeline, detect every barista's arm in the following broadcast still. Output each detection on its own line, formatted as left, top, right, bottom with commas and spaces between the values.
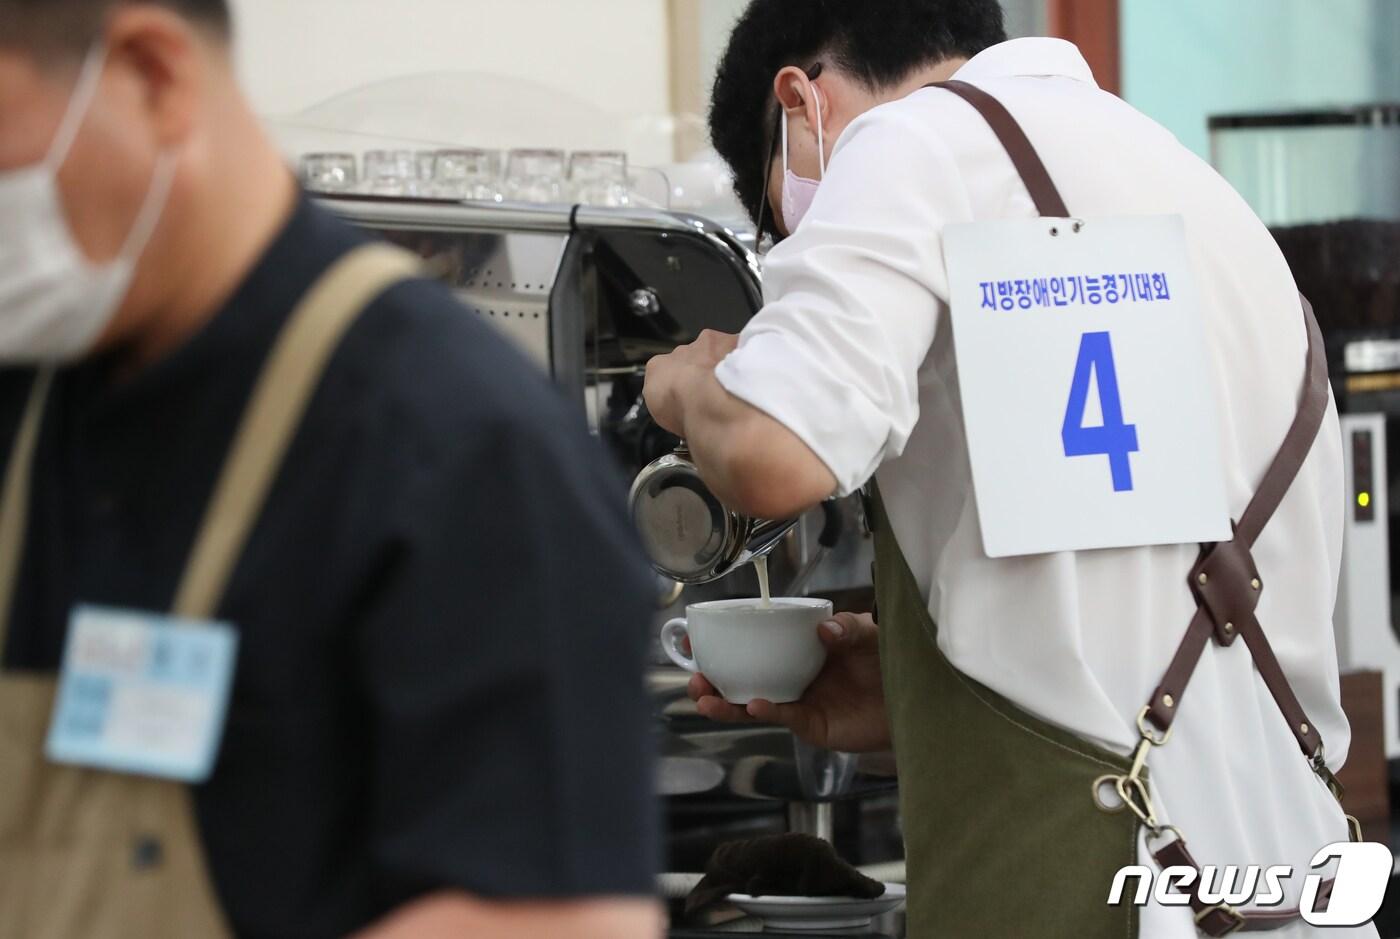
645, 330, 837, 520
356, 892, 663, 939
655, 111, 963, 515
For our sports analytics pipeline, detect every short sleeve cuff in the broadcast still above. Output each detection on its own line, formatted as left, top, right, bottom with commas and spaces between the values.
715, 331, 889, 497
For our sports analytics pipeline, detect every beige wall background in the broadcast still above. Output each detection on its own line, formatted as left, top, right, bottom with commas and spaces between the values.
229, 0, 680, 164
229, 1, 1050, 170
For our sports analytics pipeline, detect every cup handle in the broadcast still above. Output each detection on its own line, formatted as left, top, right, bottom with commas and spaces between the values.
660, 617, 699, 673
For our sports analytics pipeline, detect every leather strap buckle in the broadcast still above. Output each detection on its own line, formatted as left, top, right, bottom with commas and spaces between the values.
1189, 534, 1261, 648
1195, 902, 1246, 936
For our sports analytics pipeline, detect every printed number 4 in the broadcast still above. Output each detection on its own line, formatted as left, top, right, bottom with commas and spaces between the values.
1062, 332, 1139, 492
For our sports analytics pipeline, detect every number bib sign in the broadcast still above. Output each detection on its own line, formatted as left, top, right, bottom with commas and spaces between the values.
943, 214, 1231, 558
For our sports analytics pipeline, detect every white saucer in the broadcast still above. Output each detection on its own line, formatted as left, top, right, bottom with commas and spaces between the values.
726, 882, 906, 930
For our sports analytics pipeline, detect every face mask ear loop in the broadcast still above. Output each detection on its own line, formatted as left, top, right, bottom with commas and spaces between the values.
114, 153, 177, 265
780, 100, 791, 181
812, 85, 826, 178
45, 43, 110, 172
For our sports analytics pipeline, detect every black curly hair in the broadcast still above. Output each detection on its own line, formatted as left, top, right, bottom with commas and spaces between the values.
0, 0, 230, 53
710, 0, 1007, 235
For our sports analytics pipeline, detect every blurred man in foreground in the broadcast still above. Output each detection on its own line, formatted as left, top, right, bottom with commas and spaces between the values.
0, 2, 661, 936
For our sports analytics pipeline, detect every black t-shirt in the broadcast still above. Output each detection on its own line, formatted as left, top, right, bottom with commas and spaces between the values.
0, 197, 660, 937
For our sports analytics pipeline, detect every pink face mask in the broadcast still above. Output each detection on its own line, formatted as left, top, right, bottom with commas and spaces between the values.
780, 85, 826, 234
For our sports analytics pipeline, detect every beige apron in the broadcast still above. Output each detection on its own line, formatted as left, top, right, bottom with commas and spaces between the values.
0, 243, 419, 939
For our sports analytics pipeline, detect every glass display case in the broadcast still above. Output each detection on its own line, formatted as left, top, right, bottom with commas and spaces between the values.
1211, 105, 1400, 350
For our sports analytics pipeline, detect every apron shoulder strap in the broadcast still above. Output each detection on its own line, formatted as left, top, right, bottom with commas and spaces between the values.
172, 242, 421, 620
1234, 294, 1330, 548
0, 370, 57, 647
0, 241, 422, 647
929, 79, 1072, 218
1148, 293, 1331, 747
931, 76, 1333, 538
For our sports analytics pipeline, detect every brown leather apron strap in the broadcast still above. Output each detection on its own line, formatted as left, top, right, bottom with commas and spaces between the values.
1143, 607, 1213, 732
1145, 293, 1331, 767
1152, 836, 1334, 935
930, 79, 1072, 218
1235, 296, 1329, 549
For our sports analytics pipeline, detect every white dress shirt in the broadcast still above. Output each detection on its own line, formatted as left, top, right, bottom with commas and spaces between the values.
715, 38, 1370, 937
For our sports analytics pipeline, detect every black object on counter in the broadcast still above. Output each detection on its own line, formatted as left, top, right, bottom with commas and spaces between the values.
1272, 219, 1400, 335
685, 833, 886, 915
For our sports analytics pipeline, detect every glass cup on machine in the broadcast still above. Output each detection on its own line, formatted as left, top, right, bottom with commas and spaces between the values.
504, 148, 566, 203
363, 149, 418, 196
414, 151, 438, 188
568, 150, 631, 207
299, 153, 358, 194
434, 148, 502, 201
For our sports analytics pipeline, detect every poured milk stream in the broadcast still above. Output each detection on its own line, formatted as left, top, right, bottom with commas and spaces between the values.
754, 555, 772, 608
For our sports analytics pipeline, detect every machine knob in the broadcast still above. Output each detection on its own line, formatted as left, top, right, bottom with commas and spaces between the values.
629, 287, 662, 317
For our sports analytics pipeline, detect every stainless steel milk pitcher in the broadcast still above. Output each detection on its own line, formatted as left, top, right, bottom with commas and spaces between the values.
629, 445, 801, 584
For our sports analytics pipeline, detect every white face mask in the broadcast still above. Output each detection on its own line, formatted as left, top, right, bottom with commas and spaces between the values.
780, 84, 825, 235
0, 43, 176, 363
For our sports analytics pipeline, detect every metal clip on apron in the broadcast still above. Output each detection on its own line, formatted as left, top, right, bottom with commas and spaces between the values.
0, 244, 420, 939
922, 81, 1350, 936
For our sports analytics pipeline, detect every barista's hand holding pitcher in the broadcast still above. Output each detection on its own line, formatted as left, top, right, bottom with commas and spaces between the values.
643, 327, 837, 522
644, 329, 740, 435
688, 611, 890, 753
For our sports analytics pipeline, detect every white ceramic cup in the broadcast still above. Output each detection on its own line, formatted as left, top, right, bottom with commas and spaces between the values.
660, 597, 832, 704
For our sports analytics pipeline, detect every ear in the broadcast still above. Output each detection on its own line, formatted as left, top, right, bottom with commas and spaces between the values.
772, 65, 825, 131
103, 6, 207, 148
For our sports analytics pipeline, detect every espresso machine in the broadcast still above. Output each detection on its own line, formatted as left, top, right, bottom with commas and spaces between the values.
317, 193, 897, 876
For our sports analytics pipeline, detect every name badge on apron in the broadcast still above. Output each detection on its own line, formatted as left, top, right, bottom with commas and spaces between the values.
46, 606, 238, 783
943, 214, 1231, 558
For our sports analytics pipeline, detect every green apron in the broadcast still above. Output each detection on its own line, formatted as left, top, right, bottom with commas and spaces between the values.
872, 79, 1349, 938
870, 487, 1141, 938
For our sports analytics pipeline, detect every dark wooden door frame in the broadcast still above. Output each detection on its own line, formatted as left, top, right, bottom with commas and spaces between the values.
1048, 0, 1122, 97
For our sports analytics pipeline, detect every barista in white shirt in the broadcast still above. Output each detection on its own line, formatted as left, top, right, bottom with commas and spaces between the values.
644, 1, 1370, 936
